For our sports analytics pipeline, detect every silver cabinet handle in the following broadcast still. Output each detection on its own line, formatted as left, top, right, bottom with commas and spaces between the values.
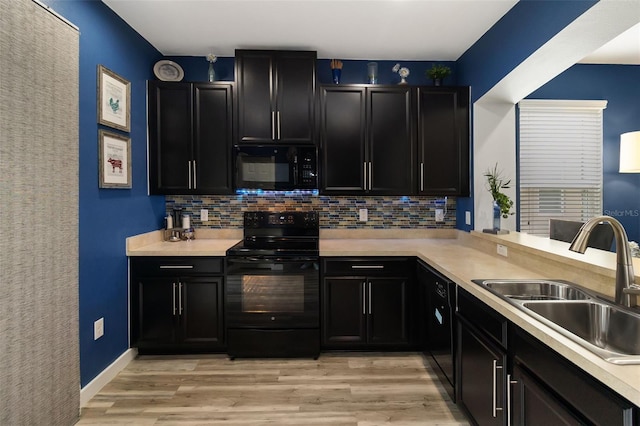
188, 161, 192, 189
492, 360, 504, 417
368, 281, 372, 314
178, 282, 183, 315
172, 283, 177, 316
362, 282, 366, 315
368, 162, 372, 191
351, 265, 384, 269
272, 111, 276, 140
192, 160, 197, 189
277, 111, 281, 140
363, 162, 368, 190
507, 374, 517, 426
160, 265, 194, 269
420, 162, 424, 192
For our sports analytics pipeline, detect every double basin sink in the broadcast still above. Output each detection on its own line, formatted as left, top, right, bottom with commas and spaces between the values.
472, 279, 640, 364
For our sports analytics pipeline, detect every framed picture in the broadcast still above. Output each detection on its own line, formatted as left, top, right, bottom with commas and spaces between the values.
99, 130, 131, 188
97, 65, 130, 132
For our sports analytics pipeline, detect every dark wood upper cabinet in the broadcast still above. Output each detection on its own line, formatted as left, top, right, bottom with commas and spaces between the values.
148, 81, 233, 195
368, 87, 415, 194
235, 50, 316, 144
417, 87, 470, 196
319, 85, 415, 195
148, 81, 193, 193
319, 86, 366, 192
193, 84, 234, 194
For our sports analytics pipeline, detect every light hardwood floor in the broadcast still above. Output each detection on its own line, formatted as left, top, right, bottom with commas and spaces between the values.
78, 352, 469, 425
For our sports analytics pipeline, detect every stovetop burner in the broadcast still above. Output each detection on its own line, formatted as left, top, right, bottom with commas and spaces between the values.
226, 211, 319, 258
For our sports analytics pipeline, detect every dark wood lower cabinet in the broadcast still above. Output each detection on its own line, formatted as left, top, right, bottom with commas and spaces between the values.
130, 257, 225, 353
321, 258, 412, 349
457, 318, 506, 426
511, 364, 583, 425
135, 276, 224, 351
322, 277, 367, 346
322, 276, 409, 348
457, 287, 639, 426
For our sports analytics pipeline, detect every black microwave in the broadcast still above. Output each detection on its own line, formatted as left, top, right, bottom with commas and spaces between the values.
234, 145, 317, 191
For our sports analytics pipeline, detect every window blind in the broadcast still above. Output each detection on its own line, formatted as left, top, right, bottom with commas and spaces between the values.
518, 100, 607, 236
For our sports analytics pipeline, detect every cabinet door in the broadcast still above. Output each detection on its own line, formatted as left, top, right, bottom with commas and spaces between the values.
319, 86, 366, 193
368, 87, 415, 195
512, 364, 582, 426
322, 277, 366, 346
148, 82, 193, 193
180, 277, 224, 347
417, 87, 470, 196
275, 51, 316, 144
135, 278, 177, 346
236, 50, 274, 143
193, 83, 233, 194
458, 319, 506, 426
368, 277, 409, 345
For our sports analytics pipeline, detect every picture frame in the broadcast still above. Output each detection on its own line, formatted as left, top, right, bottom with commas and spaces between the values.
97, 65, 130, 132
99, 130, 131, 189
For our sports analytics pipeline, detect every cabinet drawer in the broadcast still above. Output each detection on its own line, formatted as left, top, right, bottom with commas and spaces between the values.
457, 287, 507, 348
131, 257, 223, 276
322, 257, 412, 276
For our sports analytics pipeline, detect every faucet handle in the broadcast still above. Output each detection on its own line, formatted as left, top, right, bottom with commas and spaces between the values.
624, 284, 640, 308
623, 284, 640, 295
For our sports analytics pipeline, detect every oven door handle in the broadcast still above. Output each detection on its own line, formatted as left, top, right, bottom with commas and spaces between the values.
227, 257, 318, 263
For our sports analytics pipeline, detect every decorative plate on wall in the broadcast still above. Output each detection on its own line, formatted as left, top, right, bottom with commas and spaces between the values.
153, 60, 184, 81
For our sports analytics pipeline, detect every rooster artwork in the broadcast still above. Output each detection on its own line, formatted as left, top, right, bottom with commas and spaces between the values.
109, 97, 120, 114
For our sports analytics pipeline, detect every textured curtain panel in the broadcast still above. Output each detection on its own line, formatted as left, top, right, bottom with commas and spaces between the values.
0, 0, 80, 424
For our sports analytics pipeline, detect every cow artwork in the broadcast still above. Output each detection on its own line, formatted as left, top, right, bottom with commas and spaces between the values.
108, 157, 123, 173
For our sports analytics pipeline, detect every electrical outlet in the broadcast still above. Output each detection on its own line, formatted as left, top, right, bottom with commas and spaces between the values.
497, 244, 508, 257
359, 208, 368, 222
435, 208, 444, 222
465, 211, 471, 225
94, 318, 104, 340
200, 209, 209, 222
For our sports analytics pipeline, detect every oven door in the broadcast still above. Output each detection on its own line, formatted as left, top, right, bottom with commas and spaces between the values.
226, 257, 320, 328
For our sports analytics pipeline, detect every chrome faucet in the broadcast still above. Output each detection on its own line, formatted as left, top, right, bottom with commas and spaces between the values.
569, 215, 640, 308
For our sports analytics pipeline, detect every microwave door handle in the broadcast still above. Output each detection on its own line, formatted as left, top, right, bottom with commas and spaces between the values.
277, 111, 281, 140
271, 111, 276, 140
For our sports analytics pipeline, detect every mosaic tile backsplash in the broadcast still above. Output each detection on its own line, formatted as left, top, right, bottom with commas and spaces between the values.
166, 194, 456, 229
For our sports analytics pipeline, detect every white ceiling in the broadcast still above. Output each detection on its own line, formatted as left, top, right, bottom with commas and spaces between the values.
101, 0, 640, 64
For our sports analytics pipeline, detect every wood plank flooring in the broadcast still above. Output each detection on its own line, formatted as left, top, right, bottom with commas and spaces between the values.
78, 352, 469, 425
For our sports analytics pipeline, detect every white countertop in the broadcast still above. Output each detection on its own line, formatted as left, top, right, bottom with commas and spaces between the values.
126, 228, 640, 406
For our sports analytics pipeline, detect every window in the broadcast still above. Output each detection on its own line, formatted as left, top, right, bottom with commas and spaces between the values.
518, 100, 607, 236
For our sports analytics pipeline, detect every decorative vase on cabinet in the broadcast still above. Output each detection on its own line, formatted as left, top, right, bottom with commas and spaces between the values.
208, 62, 216, 82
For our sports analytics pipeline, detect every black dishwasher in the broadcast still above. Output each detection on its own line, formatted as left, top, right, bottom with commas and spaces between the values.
418, 260, 456, 401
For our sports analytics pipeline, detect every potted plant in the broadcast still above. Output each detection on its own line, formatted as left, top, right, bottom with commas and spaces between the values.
426, 64, 451, 86
484, 163, 514, 233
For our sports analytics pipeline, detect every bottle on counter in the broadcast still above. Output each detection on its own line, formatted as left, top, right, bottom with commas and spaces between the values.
166, 215, 173, 229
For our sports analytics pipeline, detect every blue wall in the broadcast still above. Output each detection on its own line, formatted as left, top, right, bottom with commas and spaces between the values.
528, 64, 640, 242
454, 0, 598, 231
42, 0, 165, 387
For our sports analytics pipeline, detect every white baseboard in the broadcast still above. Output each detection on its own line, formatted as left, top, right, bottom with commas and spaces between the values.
80, 348, 138, 407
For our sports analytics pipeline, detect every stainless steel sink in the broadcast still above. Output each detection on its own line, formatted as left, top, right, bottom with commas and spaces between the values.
476, 279, 590, 301
472, 279, 640, 364
523, 301, 640, 363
